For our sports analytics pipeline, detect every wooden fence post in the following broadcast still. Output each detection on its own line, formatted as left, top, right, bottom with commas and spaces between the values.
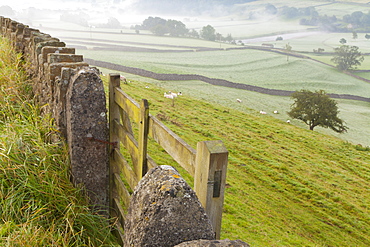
109, 73, 121, 216
194, 140, 228, 239
137, 99, 149, 179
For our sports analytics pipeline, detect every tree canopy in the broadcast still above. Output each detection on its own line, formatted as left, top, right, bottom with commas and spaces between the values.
201, 25, 216, 41
331, 45, 364, 71
288, 90, 347, 133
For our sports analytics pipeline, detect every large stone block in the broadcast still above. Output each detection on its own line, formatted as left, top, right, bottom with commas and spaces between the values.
65, 66, 108, 211
40, 46, 75, 65
124, 165, 215, 247
47, 53, 83, 64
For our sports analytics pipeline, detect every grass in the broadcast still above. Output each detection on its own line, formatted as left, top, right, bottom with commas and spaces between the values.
80, 49, 370, 97
0, 37, 118, 246
99, 75, 370, 247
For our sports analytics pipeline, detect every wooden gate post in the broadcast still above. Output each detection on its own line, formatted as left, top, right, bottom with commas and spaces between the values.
109, 74, 121, 216
137, 99, 149, 179
194, 140, 228, 239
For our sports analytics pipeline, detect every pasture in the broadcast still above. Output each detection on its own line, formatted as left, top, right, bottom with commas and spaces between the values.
21, 0, 370, 146
98, 75, 370, 246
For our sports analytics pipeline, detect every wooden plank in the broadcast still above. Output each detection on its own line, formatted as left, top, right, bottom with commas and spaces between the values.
113, 197, 126, 229
148, 114, 196, 176
112, 149, 139, 190
119, 108, 134, 136
114, 172, 131, 208
112, 221, 124, 246
113, 119, 139, 169
137, 99, 149, 179
114, 87, 140, 123
194, 140, 228, 240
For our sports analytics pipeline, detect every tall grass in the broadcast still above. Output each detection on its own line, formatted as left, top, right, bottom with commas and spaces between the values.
0, 37, 118, 246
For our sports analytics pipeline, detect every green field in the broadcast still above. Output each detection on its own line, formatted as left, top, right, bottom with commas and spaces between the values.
79, 48, 370, 96
100, 76, 370, 247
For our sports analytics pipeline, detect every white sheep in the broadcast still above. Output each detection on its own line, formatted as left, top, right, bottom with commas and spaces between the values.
120, 75, 128, 84
164, 91, 178, 98
286, 120, 291, 123
236, 99, 242, 103
260, 110, 267, 114
164, 91, 179, 106
273, 110, 279, 114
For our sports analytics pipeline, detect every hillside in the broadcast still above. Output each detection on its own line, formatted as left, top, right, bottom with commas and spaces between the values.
102, 75, 370, 246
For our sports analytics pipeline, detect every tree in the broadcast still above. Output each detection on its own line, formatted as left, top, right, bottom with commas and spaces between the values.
166, 19, 188, 37
331, 45, 364, 71
188, 29, 199, 39
288, 90, 348, 133
339, 38, 347, 44
201, 25, 216, 41
365, 34, 370, 40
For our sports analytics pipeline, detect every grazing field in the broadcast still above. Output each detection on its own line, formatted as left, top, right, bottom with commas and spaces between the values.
99, 76, 370, 247
98, 65, 370, 147
79, 49, 370, 97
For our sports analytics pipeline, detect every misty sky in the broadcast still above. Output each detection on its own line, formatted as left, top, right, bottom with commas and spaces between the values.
5, 0, 136, 11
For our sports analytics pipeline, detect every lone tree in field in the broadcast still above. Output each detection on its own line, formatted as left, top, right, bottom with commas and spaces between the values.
288, 90, 348, 133
331, 45, 364, 71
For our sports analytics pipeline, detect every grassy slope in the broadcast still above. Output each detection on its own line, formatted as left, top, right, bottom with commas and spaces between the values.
89, 46, 370, 147
104, 76, 370, 247
0, 38, 118, 246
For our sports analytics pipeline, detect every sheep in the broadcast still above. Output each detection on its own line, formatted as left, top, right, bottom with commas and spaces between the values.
286, 120, 291, 123
164, 91, 178, 98
236, 99, 242, 103
164, 93, 175, 99
120, 75, 128, 84
260, 110, 267, 114
164, 91, 180, 106
273, 110, 279, 114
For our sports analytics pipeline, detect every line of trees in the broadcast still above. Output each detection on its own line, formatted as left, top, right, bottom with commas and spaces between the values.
263, 4, 370, 32
133, 16, 234, 42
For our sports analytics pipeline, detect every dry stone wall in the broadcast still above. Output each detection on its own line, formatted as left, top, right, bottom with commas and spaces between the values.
0, 16, 108, 211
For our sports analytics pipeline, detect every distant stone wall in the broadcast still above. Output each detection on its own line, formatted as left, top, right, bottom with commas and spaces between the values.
0, 16, 109, 211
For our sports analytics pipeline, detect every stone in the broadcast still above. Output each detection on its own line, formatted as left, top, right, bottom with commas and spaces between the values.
124, 165, 215, 247
65, 66, 108, 212
174, 239, 250, 247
